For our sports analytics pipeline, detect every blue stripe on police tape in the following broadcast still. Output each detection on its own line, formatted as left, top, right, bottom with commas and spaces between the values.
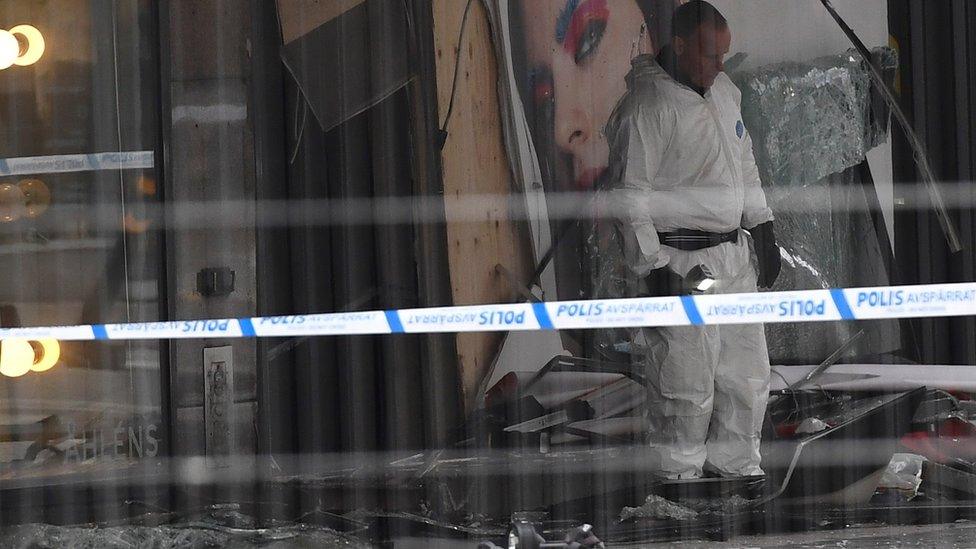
680, 295, 704, 325
92, 324, 109, 340
384, 310, 405, 333
532, 302, 554, 330
830, 289, 855, 320
238, 318, 256, 337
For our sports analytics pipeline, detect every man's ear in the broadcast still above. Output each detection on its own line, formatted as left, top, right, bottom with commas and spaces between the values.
673, 36, 685, 55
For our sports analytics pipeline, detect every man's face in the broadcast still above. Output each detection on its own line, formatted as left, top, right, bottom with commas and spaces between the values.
673, 22, 731, 90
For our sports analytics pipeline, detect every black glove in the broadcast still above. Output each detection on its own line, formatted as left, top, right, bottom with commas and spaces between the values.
751, 220, 781, 289
644, 267, 687, 297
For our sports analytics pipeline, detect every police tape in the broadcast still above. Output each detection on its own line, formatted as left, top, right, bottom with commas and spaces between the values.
0, 151, 154, 177
0, 282, 973, 341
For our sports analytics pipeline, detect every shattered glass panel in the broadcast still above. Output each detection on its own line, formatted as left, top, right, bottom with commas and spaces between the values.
732, 47, 897, 188
763, 166, 901, 362
733, 48, 901, 363
583, 218, 648, 363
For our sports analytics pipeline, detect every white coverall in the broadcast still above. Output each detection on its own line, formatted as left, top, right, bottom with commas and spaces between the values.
604, 55, 774, 478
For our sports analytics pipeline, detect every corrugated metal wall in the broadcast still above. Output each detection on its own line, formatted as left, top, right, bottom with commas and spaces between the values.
254, 0, 462, 466
891, 0, 976, 364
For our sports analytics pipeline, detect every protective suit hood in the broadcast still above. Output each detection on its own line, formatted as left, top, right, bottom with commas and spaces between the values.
624, 53, 665, 92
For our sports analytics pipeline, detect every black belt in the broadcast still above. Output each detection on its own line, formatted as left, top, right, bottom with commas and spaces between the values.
658, 229, 739, 251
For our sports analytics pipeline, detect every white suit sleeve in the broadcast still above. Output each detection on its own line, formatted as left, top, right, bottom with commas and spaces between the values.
604, 105, 675, 276
740, 128, 774, 229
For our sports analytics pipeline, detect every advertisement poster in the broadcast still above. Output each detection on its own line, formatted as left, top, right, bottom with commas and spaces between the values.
498, 0, 680, 303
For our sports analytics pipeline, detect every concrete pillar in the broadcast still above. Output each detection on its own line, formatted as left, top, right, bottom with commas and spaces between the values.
161, 0, 258, 464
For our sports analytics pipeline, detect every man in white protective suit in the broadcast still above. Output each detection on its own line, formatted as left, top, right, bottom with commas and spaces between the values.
603, 0, 781, 479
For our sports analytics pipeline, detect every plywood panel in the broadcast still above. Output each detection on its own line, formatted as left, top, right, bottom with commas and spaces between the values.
432, 0, 534, 412
277, 0, 365, 43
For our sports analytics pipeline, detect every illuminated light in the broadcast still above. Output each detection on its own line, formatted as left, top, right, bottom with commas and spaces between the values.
695, 277, 716, 292
0, 339, 35, 377
137, 175, 157, 196
123, 212, 151, 234
29, 339, 59, 372
685, 264, 716, 294
10, 25, 44, 66
18, 178, 50, 218
0, 30, 18, 70
0, 183, 26, 222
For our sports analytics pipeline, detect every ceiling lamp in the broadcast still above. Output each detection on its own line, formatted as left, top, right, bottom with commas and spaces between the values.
29, 339, 59, 372
0, 339, 35, 378
0, 183, 26, 222
0, 30, 18, 70
10, 25, 43, 66
18, 178, 50, 218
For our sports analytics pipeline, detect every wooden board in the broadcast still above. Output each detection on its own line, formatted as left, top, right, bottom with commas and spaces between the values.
276, 0, 365, 44
431, 0, 534, 413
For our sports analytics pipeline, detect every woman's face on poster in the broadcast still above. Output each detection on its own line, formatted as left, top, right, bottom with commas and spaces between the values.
522, 0, 660, 190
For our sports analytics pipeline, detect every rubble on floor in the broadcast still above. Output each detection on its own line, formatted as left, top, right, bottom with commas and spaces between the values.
619, 495, 699, 522
0, 521, 370, 549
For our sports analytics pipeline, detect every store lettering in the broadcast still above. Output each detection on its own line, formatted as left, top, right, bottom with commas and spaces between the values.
63, 421, 160, 463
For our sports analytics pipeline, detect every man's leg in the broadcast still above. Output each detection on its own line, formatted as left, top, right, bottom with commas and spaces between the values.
705, 248, 770, 476
706, 321, 770, 476
642, 324, 719, 479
